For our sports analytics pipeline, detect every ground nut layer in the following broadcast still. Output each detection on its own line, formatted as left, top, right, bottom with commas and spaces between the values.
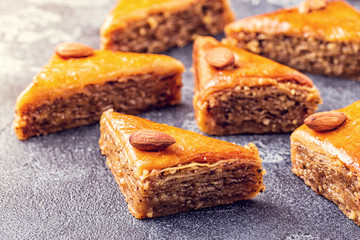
197, 83, 321, 135
102, 0, 229, 53
99, 120, 265, 219
14, 73, 182, 140
291, 141, 360, 225
226, 32, 360, 80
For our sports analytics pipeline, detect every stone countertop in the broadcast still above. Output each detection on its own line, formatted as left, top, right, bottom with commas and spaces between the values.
1, 0, 360, 239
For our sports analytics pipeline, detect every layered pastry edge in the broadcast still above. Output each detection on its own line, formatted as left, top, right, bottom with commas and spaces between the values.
100, 0, 235, 53
291, 101, 360, 225
14, 44, 185, 140
193, 36, 322, 135
224, 0, 360, 80
99, 109, 266, 218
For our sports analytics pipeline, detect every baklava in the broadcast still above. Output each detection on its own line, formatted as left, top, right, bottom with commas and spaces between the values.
99, 109, 266, 218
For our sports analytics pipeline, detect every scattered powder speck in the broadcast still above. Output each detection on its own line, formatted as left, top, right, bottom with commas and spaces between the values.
0, 6, 62, 42
27, 0, 112, 8
252, 139, 288, 163
180, 112, 200, 133
0, 6, 83, 45
29, 66, 42, 73
0, 44, 24, 74
285, 233, 322, 240
237, 0, 261, 5
266, 0, 301, 7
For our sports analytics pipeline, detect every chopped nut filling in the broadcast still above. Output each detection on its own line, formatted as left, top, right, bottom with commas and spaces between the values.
103, 0, 229, 53
226, 32, 360, 80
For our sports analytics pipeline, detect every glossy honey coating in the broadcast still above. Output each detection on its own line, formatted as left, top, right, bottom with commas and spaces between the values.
225, 1, 360, 42
100, 109, 261, 177
291, 101, 360, 172
15, 50, 185, 111
101, 0, 235, 37
193, 36, 314, 104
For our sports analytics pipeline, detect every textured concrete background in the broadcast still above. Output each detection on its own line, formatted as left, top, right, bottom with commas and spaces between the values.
1, 0, 360, 239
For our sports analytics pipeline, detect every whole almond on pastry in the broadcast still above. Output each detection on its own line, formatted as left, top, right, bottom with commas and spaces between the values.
55, 42, 94, 58
304, 111, 347, 132
299, 0, 327, 14
129, 130, 176, 152
205, 47, 235, 69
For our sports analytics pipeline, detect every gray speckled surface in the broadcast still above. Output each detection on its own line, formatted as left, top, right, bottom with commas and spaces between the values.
1, 0, 360, 239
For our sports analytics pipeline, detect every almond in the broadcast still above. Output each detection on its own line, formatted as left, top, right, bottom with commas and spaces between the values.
299, 0, 327, 14
205, 47, 235, 69
129, 130, 176, 152
304, 111, 347, 132
55, 42, 94, 59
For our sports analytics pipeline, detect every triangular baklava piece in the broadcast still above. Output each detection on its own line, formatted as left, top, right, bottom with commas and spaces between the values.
100, 0, 234, 53
14, 43, 184, 140
225, 0, 360, 80
193, 36, 322, 135
291, 101, 360, 225
99, 109, 265, 218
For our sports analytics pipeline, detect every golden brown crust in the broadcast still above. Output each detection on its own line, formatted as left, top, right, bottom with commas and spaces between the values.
194, 37, 314, 99
225, 1, 360, 43
15, 50, 184, 110
99, 109, 262, 176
